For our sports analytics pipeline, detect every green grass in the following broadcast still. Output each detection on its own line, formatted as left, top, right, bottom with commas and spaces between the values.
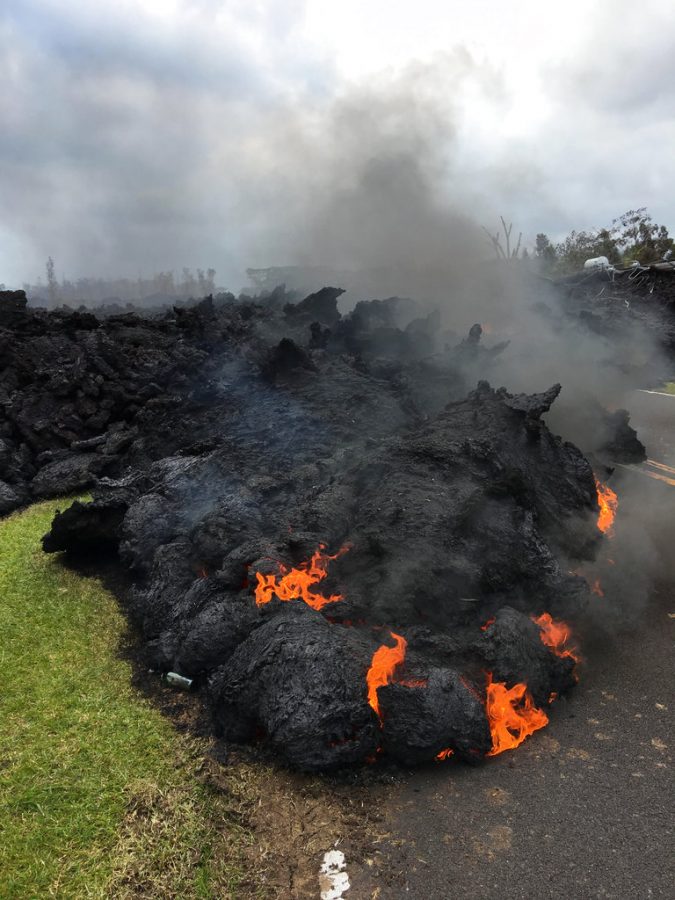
661, 381, 675, 395
0, 500, 251, 899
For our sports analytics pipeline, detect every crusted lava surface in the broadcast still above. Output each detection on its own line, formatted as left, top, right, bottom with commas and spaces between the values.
0, 284, 635, 770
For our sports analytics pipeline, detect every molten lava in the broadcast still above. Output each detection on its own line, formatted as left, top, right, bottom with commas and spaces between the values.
254, 544, 350, 611
595, 478, 618, 535
532, 612, 581, 665
366, 632, 407, 722
436, 748, 454, 761
398, 677, 428, 688
485, 674, 549, 756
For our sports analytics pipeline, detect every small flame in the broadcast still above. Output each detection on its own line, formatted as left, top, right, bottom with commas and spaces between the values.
591, 579, 604, 597
436, 748, 454, 761
532, 612, 581, 665
595, 478, 618, 535
398, 677, 428, 688
485, 674, 549, 756
480, 617, 496, 632
254, 544, 350, 611
366, 632, 407, 722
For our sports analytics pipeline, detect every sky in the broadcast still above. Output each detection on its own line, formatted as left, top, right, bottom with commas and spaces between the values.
1, 0, 674, 289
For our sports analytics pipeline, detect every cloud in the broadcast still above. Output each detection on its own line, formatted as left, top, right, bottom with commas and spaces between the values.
0, 0, 334, 284
547, 0, 675, 116
1, 0, 673, 289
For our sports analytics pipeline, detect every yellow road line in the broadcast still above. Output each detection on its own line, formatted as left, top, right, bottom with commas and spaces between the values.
646, 458, 675, 476
636, 390, 675, 398
616, 463, 675, 486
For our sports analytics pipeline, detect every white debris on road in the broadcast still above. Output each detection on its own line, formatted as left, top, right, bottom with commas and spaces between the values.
319, 849, 350, 899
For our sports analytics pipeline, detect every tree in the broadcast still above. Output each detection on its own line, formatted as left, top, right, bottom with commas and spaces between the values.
206, 268, 216, 294
534, 233, 557, 270
611, 208, 674, 264
481, 217, 523, 260
46, 257, 58, 306
554, 228, 620, 273
181, 267, 197, 297
552, 209, 675, 273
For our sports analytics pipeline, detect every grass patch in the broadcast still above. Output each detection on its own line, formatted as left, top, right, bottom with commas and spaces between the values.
0, 500, 253, 898
660, 382, 675, 395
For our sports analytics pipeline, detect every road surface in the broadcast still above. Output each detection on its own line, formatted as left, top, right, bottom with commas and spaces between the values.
353, 585, 673, 899
344, 390, 674, 900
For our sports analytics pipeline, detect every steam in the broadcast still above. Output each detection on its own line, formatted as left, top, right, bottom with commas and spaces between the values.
243, 60, 675, 625
4, 0, 675, 289
239, 53, 493, 289
5, 3, 674, 629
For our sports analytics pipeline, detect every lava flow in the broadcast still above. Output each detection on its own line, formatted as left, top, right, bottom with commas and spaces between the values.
595, 478, 618, 535
254, 544, 350, 611
532, 612, 581, 665
366, 632, 407, 722
485, 674, 549, 756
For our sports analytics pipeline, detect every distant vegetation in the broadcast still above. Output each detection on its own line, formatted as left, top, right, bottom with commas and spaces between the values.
25, 266, 219, 307
534, 208, 675, 275
483, 208, 675, 275
16, 208, 675, 308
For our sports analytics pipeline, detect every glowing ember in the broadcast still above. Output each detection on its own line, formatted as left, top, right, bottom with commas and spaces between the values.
591, 579, 604, 598
532, 612, 581, 665
480, 617, 495, 632
436, 748, 454, 761
485, 674, 549, 756
254, 544, 350, 611
595, 478, 618, 535
366, 632, 407, 722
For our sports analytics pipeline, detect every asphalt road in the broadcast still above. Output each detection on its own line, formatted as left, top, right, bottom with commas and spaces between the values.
628, 390, 675, 467
364, 585, 673, 900
347, 391, 674, 900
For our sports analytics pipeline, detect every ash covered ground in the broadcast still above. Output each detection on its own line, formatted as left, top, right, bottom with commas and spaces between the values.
1, 270, 670, 771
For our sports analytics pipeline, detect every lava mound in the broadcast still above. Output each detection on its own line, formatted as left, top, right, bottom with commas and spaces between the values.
2, 287, 607, 769
41, 382, 593, 766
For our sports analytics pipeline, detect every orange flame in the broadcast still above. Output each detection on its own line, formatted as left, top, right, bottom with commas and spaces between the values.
254, 544, 350, 611
436, 747, 454, 761
591, 579, 604, 598
532, 612, 581, 665
398, 677, 428, 688
595, 478, 618, 535
366, 632, 407, 722
485, 674, 549, 756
